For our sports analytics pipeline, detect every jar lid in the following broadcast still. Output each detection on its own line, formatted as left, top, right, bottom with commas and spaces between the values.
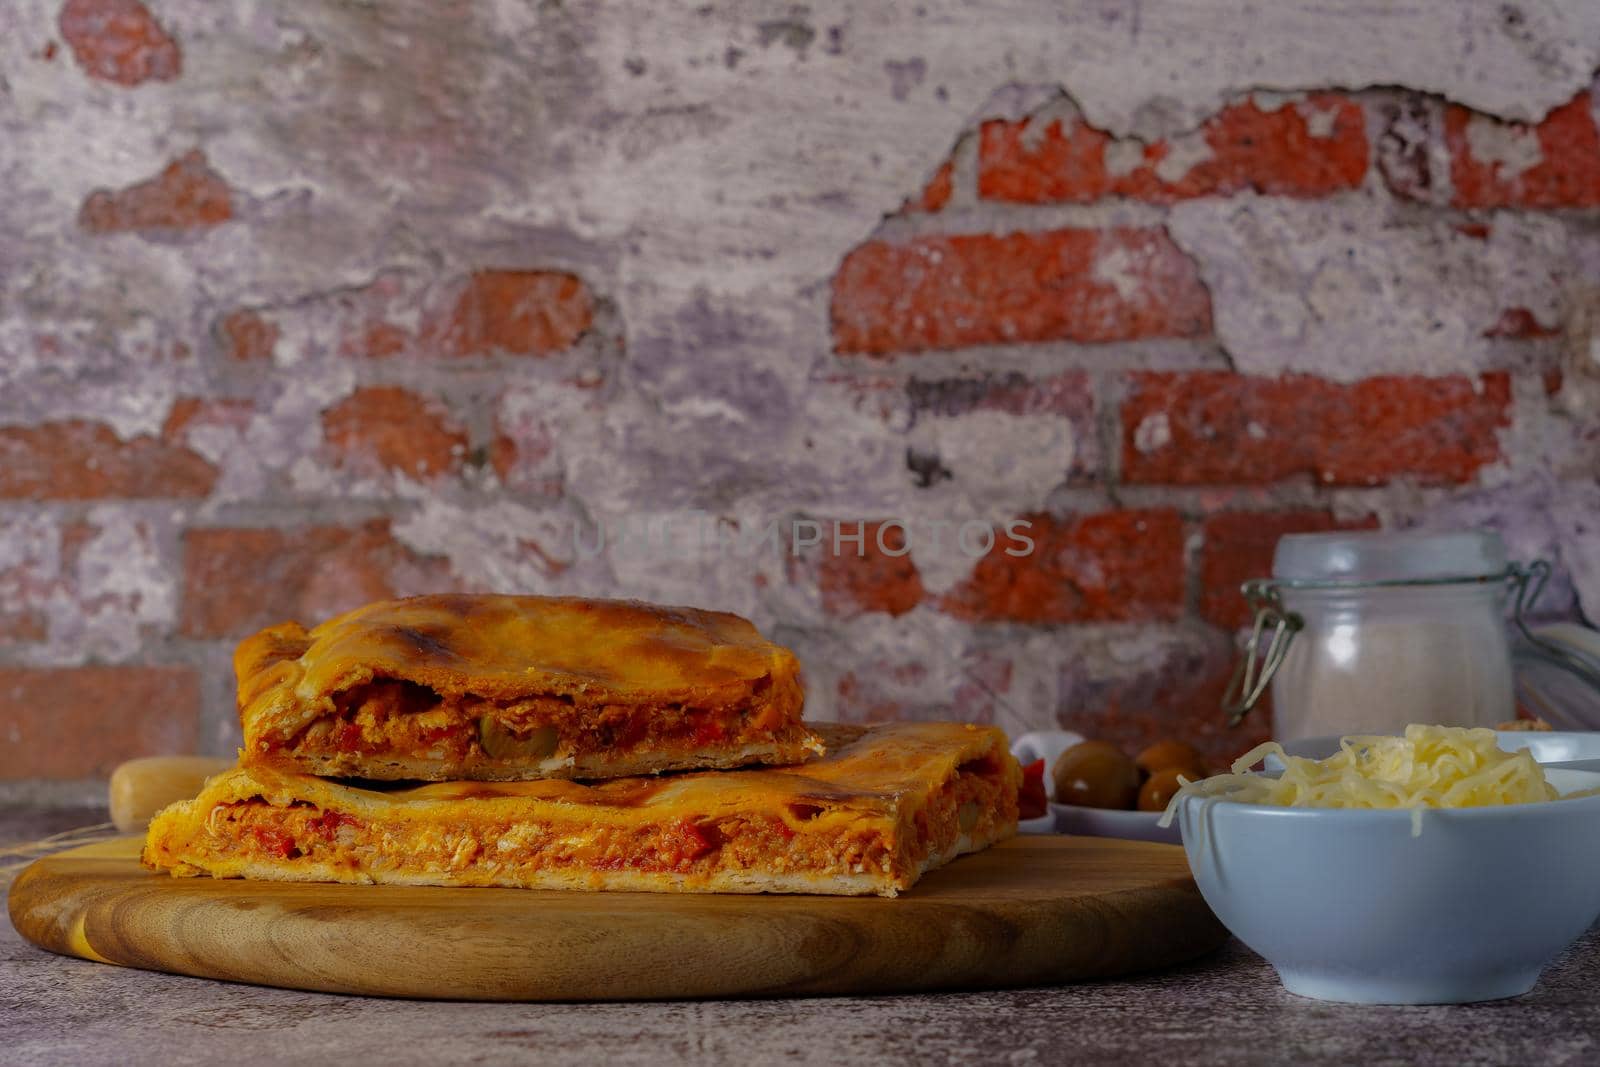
1272, 530, 1508, 583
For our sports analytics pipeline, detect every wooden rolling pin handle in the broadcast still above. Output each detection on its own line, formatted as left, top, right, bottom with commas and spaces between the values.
109, 756, 235, 833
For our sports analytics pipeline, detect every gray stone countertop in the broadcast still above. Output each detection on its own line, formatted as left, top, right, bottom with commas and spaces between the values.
3, 805, 1596, 1067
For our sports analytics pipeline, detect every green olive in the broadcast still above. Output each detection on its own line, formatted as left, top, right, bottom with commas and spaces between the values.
478, 719, 560, 761
1052, 740, 1140, 810
1138, 767, 1191, 812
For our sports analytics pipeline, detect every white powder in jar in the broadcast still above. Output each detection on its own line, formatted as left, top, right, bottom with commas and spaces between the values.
1271, 615, 1516, 742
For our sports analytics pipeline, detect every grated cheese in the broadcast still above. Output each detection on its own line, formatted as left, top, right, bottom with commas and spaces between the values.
1159, 724, 1570, 837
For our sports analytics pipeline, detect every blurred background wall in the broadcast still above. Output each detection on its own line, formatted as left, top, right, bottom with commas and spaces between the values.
3, 0, 1600, 801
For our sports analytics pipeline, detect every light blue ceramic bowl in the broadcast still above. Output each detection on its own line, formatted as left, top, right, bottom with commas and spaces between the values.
1177, 766, 1600, 1004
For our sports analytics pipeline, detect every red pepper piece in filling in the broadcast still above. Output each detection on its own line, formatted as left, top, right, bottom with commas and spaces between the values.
691, 717, 727, 746
675, 819, 719, 862
252, 825, 299, 859
1019, 758, 1048, 820
307, 810, 364, 840
334, 721, 364, 752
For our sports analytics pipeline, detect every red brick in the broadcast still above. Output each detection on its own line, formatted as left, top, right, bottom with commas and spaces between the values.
58, 0, 180, 87
361, 322, 410, 358
179, 520, 456, 638
940, 510, 1184, 624
0, 420, 216, 499
437, 271, 593, 357
1121, 372, 1512, 487
0, 666, 200, 779
79, 150, 232, 233
1447, 92, 1600, 209
0, 612, 48, 642
322, 386, 466, 480
906, 159, 954, 213
1199, 510, 1379, 629
832, 228, 1211, 356
980, 93, 1367, 204
254, 270, 597, 363
1484, 306, 1560, 339
218, 309, 279, 361
817, 521, 926, 618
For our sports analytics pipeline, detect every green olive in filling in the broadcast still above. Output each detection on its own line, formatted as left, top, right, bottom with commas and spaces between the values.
477, 718, 560, 761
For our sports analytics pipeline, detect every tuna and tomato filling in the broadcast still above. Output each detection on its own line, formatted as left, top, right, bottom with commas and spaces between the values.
260, 677, 802, 769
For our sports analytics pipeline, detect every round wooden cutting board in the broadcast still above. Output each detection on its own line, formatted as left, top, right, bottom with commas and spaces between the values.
8, 835, 1225, 1001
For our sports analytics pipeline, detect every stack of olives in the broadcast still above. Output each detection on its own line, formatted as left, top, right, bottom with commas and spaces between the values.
1050, 738, 1208, 813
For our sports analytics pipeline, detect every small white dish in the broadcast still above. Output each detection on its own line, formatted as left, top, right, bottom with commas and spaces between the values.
1016, 811, 1057, 834
1176, 766, 1600, 1004
1054, 804, 1181, 845
1009, 729, 1181, 843
1010, 728, 1085, 770
1010, 729, 1082, 834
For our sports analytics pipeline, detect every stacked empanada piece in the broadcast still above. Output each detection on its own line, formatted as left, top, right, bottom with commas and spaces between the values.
144, 594, 1019, 897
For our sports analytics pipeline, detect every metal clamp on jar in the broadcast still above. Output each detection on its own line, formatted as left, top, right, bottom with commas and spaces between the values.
1222, 531, 1540, 743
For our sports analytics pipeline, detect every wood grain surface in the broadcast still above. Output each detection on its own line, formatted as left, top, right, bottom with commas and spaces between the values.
8, 835, 1225, 1001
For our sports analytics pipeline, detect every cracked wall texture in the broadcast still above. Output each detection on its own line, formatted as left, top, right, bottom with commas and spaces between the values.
3, 0, 1600, 800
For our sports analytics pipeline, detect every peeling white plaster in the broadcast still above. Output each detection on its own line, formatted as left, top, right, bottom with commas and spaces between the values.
1134, 413, 1172, 454
1152, 133, 1215, 184
901, 521, 987, 598
1016, 96, 1078, 151
1251, 90, 1308, 114
0, 511, 176, 663
1103, 138, 1146, 177
391, 498, 593, 594
67, 509, 177, 653
1168, 194, 1570, 381
1554, 485, 1600, 619
1464, 113, 1545, 182
1091, 244, 1146, 301
1298, 98, 1341, 138
917, 410, 1079, 514
0, 314, 198, 438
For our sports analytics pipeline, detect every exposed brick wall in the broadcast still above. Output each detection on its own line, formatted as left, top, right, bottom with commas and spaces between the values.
57, 0, 179, 88
3, 3, 1598, 797
0, 666, 200, 779
822, 84, 1596, 762
978, 93, 1370, 204
832, 229, 1212, 354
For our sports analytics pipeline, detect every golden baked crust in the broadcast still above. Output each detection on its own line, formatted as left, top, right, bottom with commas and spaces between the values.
236, 594, 818, 781
144, 721, 1021, 897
